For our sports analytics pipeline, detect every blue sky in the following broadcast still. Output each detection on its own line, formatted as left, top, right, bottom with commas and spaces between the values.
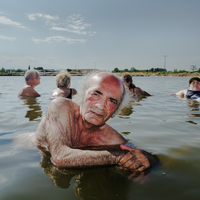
0, 0, 200, 71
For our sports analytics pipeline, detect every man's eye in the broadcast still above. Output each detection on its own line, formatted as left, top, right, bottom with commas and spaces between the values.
92, 93, 99, 97
110, 99, 117, 104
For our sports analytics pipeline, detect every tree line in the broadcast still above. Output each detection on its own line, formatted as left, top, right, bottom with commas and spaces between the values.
0, 65, 199, 73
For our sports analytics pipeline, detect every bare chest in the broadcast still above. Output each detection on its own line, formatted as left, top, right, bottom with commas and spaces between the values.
72, 130, 108, 148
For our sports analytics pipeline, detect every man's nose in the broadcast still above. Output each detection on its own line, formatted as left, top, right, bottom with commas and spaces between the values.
95, 98, 106, 110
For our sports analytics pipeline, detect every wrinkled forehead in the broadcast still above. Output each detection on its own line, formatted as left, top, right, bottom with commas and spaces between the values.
87, 72, 124, 98
90, 73, 123, 89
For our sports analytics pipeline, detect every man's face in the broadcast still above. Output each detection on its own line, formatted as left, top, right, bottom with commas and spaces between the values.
81, 73, 124, 128
189, 80, 200, 91
34, 74, 41, 85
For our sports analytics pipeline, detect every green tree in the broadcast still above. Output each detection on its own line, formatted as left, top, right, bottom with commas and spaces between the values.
130, 67, 136, 72
34, 67, 44, 71
0, 68, 6, 73
67, 69, 72, 72
124, 68, 129, 72
190, 65, 197, 72
16, 69, 23, 72
113, 68, 119, 72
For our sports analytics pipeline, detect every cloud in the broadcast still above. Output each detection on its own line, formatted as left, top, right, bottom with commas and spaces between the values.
47, 57, 55, 61
50, 14, 96, 36
31, 36, 87, 44
28, 13, 96, 36
28, 13, 59, 26
0, 15, 26, 29
0, 35, 17, 42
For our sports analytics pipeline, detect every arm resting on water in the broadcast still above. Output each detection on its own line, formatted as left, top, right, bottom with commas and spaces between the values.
35, 98, 158, 170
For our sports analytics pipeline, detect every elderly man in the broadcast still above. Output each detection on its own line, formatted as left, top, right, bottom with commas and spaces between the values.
18, 69, 41, 97
176, 77, 200, 101
33, 71, 157, 172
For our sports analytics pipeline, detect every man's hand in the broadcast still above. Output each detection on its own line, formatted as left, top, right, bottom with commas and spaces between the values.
118, 144, 158, 172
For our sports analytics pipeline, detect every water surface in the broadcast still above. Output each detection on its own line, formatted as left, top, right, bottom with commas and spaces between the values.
0, 76, 200, 200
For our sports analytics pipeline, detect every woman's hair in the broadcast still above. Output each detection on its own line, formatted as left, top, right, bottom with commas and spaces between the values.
73, 70, 129, 118
24, 69, 39, 81
122, 73, 136, 90
55, 70, 71, 87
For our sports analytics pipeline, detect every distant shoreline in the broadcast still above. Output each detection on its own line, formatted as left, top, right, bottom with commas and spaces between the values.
0, 71, 200, 77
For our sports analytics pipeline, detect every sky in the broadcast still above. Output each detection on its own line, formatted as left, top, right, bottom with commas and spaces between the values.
0, 0, 200, 72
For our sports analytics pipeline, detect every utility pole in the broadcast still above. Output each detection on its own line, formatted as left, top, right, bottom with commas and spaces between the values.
94, 62, 96, 70
163, 55, 167, 71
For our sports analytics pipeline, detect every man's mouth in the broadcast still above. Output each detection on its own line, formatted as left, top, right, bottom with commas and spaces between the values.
90, 110, 105, 118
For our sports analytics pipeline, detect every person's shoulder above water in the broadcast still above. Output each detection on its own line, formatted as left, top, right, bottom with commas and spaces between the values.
50, 88, 77, 99
134, 86, 151, 96
18, 84, 40, 97
121, 73, 151, 97
18, 69, 41, 97
175, 77, 200, 101
175, 89, 188, 97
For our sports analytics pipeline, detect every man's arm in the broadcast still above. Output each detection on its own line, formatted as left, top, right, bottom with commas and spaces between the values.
175, 89, 187, 97
34, 98, 126, 168
34, 98, 157, 170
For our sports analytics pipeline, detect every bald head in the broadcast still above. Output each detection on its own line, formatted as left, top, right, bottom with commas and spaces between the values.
90, 72, 124, 95
73, 71, 126, 117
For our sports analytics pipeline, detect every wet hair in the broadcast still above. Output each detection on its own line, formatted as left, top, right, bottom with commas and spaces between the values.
55, 70, 71, 87
122, 73, 136, 90
73, 70, 128, 118
24, 70, 39, 81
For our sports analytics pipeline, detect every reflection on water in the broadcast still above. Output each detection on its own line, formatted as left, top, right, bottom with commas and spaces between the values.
187, 100, 200, 111
39, 152, 136, 200
21, 97, 42, 121
185, 99, 200, 124
119, 106, 133, 117
1, 76, 200, 200
118, 97, 144, 117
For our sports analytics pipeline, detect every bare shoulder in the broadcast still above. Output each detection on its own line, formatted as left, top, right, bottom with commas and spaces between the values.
50, 88, 57, 98
134, 87, 145, 95
18, 85, 40, 97
134, 87, 151, 96
47, 97, 79, 115
176, 89, 187, 97
100, 124, 127, 145
71, 88, 77, 95
35, 97, 80, 148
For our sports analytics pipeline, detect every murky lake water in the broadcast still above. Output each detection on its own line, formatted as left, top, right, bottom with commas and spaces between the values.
0, 75, 200, 200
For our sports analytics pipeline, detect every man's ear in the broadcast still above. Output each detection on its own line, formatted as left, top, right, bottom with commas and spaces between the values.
30, 75, 34, 81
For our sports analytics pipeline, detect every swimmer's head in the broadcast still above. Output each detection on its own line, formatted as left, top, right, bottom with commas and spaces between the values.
189, 77, 200, 84
24, 70, 40, 81
55, 70, 71, 88
73, 71, 128, 118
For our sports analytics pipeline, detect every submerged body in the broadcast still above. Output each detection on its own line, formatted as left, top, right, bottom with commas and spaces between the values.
50, 70, 77, 99
18, 70, 41, 97
176, 77, 200, 102
34, 72, 157, 171
122, 73, 151, 97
